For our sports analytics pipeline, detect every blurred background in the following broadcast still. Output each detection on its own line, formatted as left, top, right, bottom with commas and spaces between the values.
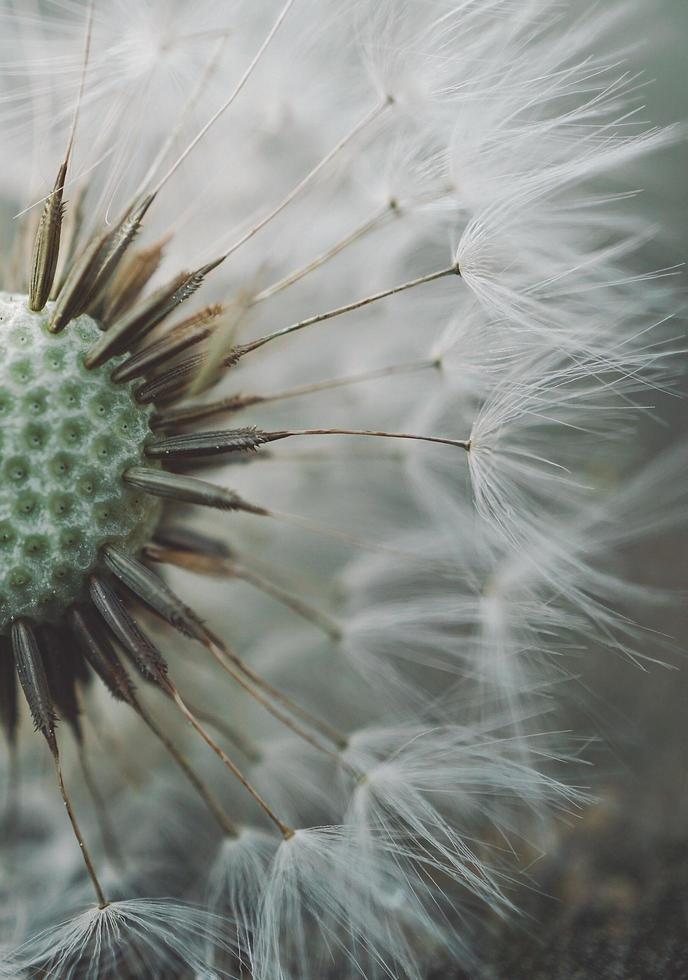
467, 4, 688, 975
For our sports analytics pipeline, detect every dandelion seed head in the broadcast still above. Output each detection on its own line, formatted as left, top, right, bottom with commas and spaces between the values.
0, 293, 160, 633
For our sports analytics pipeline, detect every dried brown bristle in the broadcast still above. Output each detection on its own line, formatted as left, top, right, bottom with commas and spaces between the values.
29, 161, 68, 312
84, 258, 224, 368
124, 467, 268, 514
89, 576, 169, 685
99, 236, 171, 325
146, 426, 273, 460
50, 194, 156, 333
101, 546, 209, 644
111, 304, 224, 382
11, 620, 58, 753
134, 350, 214, 405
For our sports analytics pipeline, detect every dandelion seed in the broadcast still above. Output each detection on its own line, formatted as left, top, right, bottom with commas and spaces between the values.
9, 899, 235, 979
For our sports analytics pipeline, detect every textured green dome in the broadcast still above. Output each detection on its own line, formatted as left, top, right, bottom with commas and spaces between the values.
0, 292, 161, 633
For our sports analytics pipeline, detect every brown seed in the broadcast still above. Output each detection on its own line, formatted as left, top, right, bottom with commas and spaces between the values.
29, 161, 68, 312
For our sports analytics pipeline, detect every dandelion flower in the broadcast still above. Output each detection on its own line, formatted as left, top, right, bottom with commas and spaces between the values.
0, 0, 683, 977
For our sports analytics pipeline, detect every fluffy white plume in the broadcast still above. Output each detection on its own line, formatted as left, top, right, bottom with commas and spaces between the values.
8, 900, 235, 979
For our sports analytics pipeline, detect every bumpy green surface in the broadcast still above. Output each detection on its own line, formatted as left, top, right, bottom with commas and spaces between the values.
0, 292, 161, 633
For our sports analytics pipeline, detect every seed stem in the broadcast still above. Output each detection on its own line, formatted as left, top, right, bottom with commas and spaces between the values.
53, 752, 109, 909
150, 0, 297, 198
206, 635, 349, 751
71, 604, 236, 835
202, 637, 353, 771
138, 36, 228, 197
112, 305, 224, 382
229, 264, 460, 361
66, 0, 95, 160
144, 544, 340, 639
269, 428, 471, 451
153, 358, 437, 429
184, 701, 262, 763
217, 98, 392, 264
231, 564, 343, 640
167, 684, 293, 839
77, 744, 126, 870
136, 698, 238, 838
253, 202, 396, 303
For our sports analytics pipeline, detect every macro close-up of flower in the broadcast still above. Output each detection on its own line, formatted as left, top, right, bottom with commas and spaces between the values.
0, 1, 686, 977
